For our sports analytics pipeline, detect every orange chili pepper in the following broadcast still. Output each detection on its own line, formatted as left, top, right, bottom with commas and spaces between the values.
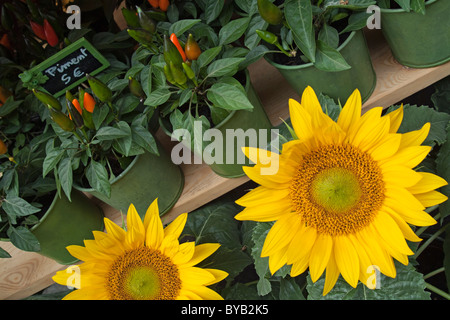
70, 99, 82, 119
185, 33, 201, 61
0, 34, 11, 51
148, 0, 159, 9
0, 139, 7, 155
159, 0, 170, 11
0, 86, 12, 104
170, 33, 186, 62
83, 92, 95, 113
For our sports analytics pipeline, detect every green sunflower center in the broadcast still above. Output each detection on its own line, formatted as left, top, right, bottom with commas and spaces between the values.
311, 168, 361, 213
106, 246, 181, 300
290, 143, 385, 236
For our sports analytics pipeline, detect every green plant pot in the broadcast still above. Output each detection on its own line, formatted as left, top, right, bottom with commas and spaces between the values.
160, 69, 273, 178
74, 143, 184, 218
265, 30, 376, 103
30, 190, 104, 265
380, 0, 450, 68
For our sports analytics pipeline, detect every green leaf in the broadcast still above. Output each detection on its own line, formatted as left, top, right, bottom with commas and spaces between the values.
2, 195, 41, 219
92, 104, 110, 130
131, 125, 159, 155
86, 160, 111, 198
207, 83, 254, 111
218, 17, 250, 46
58, 158, 73, 202
436, 125, 450, 219
204, 0, 224, 24
390, 104, 450, 147
112, 121, 132, 156
318, 24, 339, 49
444, 224, 450, 293
284, 0, 316, 63
251, 222, 273, 296
95, 126, 130, 140
307, 261, 431, 300
197, 46, 223, 69
314, 40, 352, 72
168, 19, 201, 37
0, 246, 11, 258
206, 58, 245, 78
8, 226, 40, 252
394, 0, 411, 12
143, 88, 172, 107
42, 148, 65, 177
340, 11, 372, 34
279, 277, 305, 300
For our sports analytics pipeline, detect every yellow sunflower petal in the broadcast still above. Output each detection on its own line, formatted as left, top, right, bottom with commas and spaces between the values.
309, 233, 333, 283
381, 165, 423, 188
179, 267, 216, 285
385, 105, 403, 133
369, 134, 402, 161
172, 241, 196, 265
104, 217, 126, 241
407, 172, 448, 194
323, 253, 340, 296
289, 98, 314, 141
414, 191, 448, 207
337, 89, 362, 132
235, 186, 290, 207
203, 268, 228, 286
380, 145, 431, 169
164, 212, 188, 240
286, 224, 317, 265
290, 252, 310, 277
182, 284, 224, 300
66, 245, 93, 262
383, 206, 422, 242
372, 211, 413, 256
184, 243, 221, 268
334, 236, 359, 288
399, 122, 430, 149
242, 165, 290, 190
261, 213, 301, 257
268, 248, 288, 275
234, 200, 292, 222
145, 202, 164, 250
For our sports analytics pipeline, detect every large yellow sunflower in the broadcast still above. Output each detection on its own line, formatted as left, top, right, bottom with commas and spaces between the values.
235, 86, 448, 295
53, 199, 228, 300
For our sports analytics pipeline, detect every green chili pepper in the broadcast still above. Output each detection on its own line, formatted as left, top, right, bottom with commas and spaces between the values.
127, 28, 153, 46
121, 7, 140, 28
48, 106, 75, 132
86, 74, 112, 103
66, 100, 84, 128
136, 6, 156, 33
256, 29, 292, 57
163, 34, 183, 70
82, 108, 95, 129
169, 61, 187, 87
257, 0, 283, 25
33, 89, 62, 110
182, 62, 198, 86
163, 64, 176, 85
128, 76, 146, 100
145, 9, 166, 22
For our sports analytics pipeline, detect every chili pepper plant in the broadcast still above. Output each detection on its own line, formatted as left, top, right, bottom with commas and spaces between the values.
122, 0, 267, 149
32, 72, 159, 205
252, 0, 376, 71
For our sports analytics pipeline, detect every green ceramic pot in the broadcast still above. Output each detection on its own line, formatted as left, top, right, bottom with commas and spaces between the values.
74, 142, 184, 218
380, 0, 450, 68
30, 190, 104, 265
265, 30, 376, 103
160, 69, 273, 178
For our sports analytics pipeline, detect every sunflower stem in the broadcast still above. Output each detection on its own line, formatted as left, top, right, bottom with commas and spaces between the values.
414, 225, 446, 259
425, 282, 450, 300
423, 267, 445, 280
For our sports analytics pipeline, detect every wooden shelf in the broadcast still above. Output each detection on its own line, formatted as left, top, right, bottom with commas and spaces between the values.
1, 29, 450, 300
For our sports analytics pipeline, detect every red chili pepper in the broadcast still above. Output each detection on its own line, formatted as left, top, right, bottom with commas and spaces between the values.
30, 21, 46, 40
170, 33, 186, 62
43, 19, 58, 47
159, 0, 170, 11
0, 34, 11, 51
148, 0, 159, 9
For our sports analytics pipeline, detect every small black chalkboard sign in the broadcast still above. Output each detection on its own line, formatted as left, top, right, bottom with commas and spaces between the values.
20, 38, 109, 97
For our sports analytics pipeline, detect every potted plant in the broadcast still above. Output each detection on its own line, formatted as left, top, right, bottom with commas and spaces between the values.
32, 70, 184, 218
250, 0, 377, 103
0, 83, 104, 265
125, 3, 273, 178
377, 0, 450, 68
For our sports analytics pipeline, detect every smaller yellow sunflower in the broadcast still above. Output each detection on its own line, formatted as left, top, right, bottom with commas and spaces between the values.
53, 199, 228, 300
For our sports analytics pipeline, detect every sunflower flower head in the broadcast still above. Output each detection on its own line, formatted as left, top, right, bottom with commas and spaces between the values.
235, 86, 448, 295
53, 199, 228, 300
